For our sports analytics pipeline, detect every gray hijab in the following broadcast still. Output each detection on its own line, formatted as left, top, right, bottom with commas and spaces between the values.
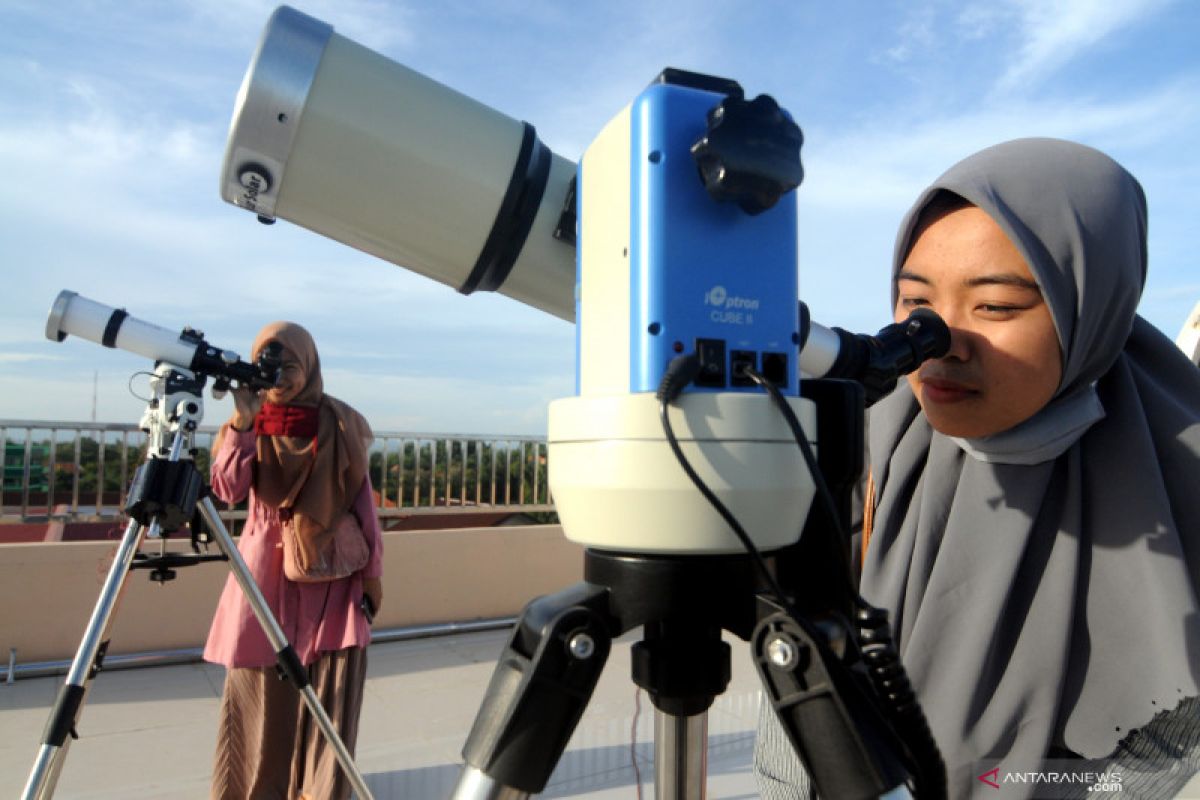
861, 138, 1200, 797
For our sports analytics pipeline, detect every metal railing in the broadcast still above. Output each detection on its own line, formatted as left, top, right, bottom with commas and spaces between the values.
1, 419, 554, 525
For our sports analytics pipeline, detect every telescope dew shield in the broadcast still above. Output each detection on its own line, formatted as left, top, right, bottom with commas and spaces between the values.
221, 5, 576, 320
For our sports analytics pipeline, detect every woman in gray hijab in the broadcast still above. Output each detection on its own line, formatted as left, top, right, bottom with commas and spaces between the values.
755, 138, 1200, 799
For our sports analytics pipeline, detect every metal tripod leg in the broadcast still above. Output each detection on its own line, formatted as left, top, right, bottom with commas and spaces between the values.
22, 517, 150, 800
195, 496, 374, 800
654, 709, 708, 800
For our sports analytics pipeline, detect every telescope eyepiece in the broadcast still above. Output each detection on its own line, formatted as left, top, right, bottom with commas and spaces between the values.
902, 307, 951, 362
799, 305, 951, 406
255, 341, 285, 388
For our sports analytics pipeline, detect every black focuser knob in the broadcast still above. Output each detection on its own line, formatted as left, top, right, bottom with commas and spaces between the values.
690, 94, 804, 215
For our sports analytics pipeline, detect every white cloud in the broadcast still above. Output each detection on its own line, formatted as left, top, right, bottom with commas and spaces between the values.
803, 78, 1200, 213
182, 0, 417, 53
885, 6, 937, 63
955, 4, 1014, 40
997, 0, 1175, 92
0, 353, 66, 364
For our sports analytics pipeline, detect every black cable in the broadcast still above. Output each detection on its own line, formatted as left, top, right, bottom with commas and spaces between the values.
742, 364, 946, 800
656, 391, 790, 606
742, 366, 845, 548
857, 601, 947, 800
657, 355, 945, 796
656, 353, 800, 609
127, 370, 157, 403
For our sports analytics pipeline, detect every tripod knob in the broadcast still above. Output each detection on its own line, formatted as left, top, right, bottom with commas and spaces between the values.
149, 567, 178, 583
690, 93, 804, 214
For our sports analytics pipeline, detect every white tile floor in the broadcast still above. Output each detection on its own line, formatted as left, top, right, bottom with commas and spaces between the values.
0, 628, 763, 799
9, 631, 1197, 799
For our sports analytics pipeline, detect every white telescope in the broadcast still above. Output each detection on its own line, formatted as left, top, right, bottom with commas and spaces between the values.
220, 5, 576, 320
218, 7, 949, 554
46, 290, 279, 390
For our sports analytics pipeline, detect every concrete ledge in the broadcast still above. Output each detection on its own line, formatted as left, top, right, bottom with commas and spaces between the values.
0, 525, 582, 664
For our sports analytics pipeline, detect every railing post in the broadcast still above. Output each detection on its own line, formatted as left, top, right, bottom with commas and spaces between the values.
95, 430, 107, 513
47, 431, 58, 515
518, 441, 526, 505
381, 437, 391, 512
71, 431, 81, 516
119, 430, 130, 509
21, 432, 33, 520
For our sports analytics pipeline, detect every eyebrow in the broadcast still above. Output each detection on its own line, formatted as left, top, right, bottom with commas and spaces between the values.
896, 269, 1042, 293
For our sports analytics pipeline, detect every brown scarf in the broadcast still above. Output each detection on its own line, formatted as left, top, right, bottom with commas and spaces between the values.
216, 322, 372, 545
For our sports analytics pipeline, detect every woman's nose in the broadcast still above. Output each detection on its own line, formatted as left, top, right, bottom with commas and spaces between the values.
933, 307, 971, 362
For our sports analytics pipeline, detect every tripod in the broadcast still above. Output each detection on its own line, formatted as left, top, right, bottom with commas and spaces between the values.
21, 363, 373, 800
450, 380, 944, 800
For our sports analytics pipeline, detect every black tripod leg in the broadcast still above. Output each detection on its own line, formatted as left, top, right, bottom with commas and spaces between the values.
752, 596, 911, 800
452, 582, 613, 798
22, 517, 148, 800
195, 497, 375, 800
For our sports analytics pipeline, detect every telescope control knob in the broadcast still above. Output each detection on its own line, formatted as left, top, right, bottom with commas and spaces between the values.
690, 94, 804, 215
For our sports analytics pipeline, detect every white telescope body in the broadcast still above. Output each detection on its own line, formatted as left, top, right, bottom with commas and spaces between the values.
220, 5, 576, 320
221, 8, 821, 555
46, 290, 202, 367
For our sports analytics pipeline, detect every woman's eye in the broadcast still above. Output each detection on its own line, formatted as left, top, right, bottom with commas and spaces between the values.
977, 304, 1025, 318
899, 296, 929, 308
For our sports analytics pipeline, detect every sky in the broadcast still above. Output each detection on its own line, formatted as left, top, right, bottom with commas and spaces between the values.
1, 0, 1197, 435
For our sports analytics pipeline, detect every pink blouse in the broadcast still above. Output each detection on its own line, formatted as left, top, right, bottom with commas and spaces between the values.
202, 428, 384, 669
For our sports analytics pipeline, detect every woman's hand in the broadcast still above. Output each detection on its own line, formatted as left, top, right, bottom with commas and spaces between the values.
229, 384, 262, 431
362, 577, 383, 617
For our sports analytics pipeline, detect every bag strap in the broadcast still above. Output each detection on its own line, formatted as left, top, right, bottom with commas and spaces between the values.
860, 466, 876, 574
277, 443, 319, 513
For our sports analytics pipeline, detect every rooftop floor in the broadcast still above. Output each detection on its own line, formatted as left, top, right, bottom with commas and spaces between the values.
1, 628, 762, 798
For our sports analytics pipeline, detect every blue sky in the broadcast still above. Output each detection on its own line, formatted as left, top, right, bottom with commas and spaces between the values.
1, 0, 1197, 434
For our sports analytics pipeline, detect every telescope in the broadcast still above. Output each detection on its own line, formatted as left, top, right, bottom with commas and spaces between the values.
219, 6, 947, 553
218, 6, 950, 799
45, 290, 282, 393
30, 290, 373, 799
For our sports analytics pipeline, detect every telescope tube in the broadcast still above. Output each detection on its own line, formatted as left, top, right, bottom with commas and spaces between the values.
46, 290, 277, 390
220, 5, 577, 320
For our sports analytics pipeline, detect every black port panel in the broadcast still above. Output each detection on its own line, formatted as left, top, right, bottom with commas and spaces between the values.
730, 350, 757, 386
762, 352, 788, 387
695, 338, 727, 388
